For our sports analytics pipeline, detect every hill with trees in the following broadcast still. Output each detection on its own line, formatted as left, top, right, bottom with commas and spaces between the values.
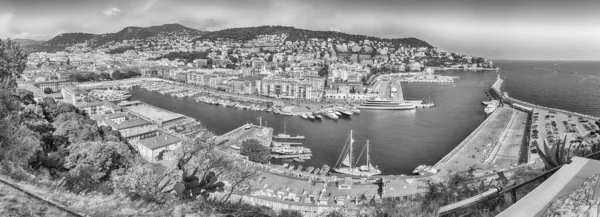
195, 25, 432, 48
25, 23, 205, 52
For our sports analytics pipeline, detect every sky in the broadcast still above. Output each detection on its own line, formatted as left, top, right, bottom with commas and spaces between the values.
1, 0, 599, 60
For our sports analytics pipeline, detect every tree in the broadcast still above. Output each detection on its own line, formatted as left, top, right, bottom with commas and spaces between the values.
240, 139, 270, 163
318, 65, 329, 77
43, 87, 53, 94
16, 88, 35, 105
112, 70, 123, 80
0, 39, 28, 89
64, 141, 133, 182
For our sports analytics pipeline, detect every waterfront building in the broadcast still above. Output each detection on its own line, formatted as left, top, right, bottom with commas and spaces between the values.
76, 101, 120, 116
61, 85, 91, 105
256, 78, 312, 100
187, 72, 206, 85
34, 79, 74, 93
124, 103, 186, 126
98, 113, 158, 142
136, 133, 182, 162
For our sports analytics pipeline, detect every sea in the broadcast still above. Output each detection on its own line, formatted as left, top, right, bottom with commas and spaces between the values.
130, 60, 600, 175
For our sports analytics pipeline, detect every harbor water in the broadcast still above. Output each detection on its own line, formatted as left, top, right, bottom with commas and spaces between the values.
130, 60, 600, 175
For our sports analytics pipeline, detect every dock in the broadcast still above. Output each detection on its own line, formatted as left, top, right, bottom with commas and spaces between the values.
273, 142, 303, 146
271, 154, 312, 159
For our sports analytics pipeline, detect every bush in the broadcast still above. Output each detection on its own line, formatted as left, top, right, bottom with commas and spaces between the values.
240, 139, 270, 163
43, 87, 53, 94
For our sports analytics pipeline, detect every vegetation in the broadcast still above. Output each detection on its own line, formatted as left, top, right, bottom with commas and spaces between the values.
195, 25, 432, 48
68, 72, 112, 82
240, 139, 270, 163
112, 70, 141, 80
151, 51, 211, 63
43, 87, 52, 94
1, 39, 310, 216
107, 46, 135, 54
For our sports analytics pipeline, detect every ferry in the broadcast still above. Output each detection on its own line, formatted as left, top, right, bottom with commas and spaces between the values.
333, 130, 382, 176
357, 98, 416, 110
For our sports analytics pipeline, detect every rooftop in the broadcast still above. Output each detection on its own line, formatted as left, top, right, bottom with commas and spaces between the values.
138, 133, 182, 150
125, 104, 185, 124
105, 117, 153, 130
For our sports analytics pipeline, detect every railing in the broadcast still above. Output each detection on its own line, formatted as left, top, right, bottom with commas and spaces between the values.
437, 150, 600, 216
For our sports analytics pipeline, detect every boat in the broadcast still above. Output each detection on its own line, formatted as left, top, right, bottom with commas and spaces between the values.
412, 165, 438, 175
484, 100, 499, 115
313, 168, 321, 175
273, 121, 306, 140
339, 110, 353, 116
332, 130, 382, 176
301, 113, 308, 119
323, 111, 339, 119
320, 164, 330, 176
296, 165, 304, 172
289, 165, 296, 170
306, 166, 315, 173
283, 163, 289, 168
315, 114, 323, 120
293, 158, 305, 162
307, 114, 315, 119
353, 109, 361, 114
357, 98, 416, 110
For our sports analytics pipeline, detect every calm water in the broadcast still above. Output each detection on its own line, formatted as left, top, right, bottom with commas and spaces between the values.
131, 60, 600, 175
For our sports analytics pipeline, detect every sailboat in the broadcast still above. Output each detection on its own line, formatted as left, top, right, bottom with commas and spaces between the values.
273, 121, 305, 140
333, 130, 381, 176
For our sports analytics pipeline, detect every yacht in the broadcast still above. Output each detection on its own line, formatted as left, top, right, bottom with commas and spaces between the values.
357, 98, 416, 110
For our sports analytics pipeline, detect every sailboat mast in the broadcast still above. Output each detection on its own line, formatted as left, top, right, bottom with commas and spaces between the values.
366, 140, 370, 169
349, 130, 353, 170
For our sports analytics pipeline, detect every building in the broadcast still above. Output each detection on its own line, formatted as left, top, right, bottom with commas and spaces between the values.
61, 86, 90, 105
256, 79, 312, 100
76, 101, 121, 116
136, 133, 182, 162
34, 79, 73, 93
98, 113, 158, 142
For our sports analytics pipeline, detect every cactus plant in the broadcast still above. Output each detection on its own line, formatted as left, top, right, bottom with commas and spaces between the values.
173, 171, 225, 200
535, 135, 583, 170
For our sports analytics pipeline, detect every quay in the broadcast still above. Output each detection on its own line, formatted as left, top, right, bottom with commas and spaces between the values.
271, 154, 312, 159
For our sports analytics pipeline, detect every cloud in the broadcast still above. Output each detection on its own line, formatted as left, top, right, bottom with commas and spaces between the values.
0, 13, 14, 37
12, 32, 55, 40
102, 7, 121, 16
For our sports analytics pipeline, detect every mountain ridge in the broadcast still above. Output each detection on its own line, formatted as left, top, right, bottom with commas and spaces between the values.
26, 23, 434, 52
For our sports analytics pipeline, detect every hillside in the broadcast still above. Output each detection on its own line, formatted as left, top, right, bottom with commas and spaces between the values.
23, 24, 434, 53
196, 25, 432, 48
11, 38, 44, 47
25, 23, 205, 52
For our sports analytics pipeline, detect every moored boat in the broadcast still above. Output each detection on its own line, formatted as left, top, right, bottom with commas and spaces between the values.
357, 98, 416, 110
332, 130, 381, 176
